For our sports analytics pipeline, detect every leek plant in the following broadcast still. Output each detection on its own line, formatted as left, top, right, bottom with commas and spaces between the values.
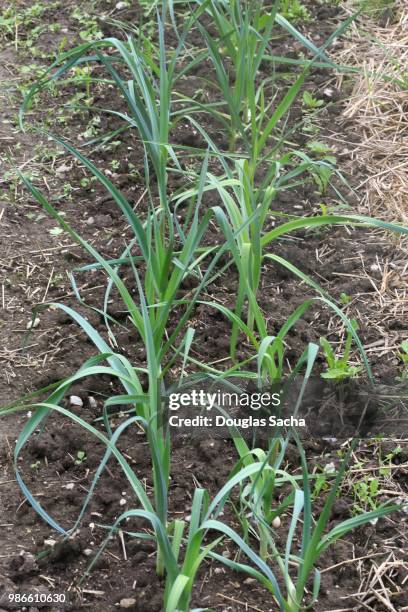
15, 149, 244, 579
188, 0, 354, 174
174, 153, 408, 361
222, 431, 399, 610
1, 373, 288, 610
175, 0, 408, 361
216, 173, 408, 359
20, 1, 207, 224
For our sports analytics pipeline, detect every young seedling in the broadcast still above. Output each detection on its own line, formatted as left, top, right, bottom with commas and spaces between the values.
306, 140, 333, 156
380, 444, 402, 476
320, 320, 363, 381
397, 340, 408, 380
353, 476, 380, 514
74, 450, 87, 465
302, 90, 324, 110
340, 292, 352, 305
280, 0, 310, 23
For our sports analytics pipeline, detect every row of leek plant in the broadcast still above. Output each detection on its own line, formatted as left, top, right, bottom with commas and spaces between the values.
5, 0, 407, 610
3, 333, 400, 611
177, 0, 408, 358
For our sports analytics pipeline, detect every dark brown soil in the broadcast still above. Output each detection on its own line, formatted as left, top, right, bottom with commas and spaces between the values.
1, 1, 407, 611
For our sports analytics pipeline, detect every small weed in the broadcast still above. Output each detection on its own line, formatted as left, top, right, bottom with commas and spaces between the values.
380, 444, 402, 476
74, 450, 87, 465
305, 141, 336, 194
82, 116, 101, 139
49, 227, 64, 236
310, 159, 336, 195
306, 140, 333, 156
397, 341, 408, 380
340, 292, 352, 305
302, 91, 324, 110
312, 467, 331, 498
51, 273, 65, 288
280, 0, 311, 22
320, 320, 363, 381
319, 201, 350, 215
62, 182, 73, 199
353, 477, 380, 514
80, 178, 91, 189
110, 159, 120, 171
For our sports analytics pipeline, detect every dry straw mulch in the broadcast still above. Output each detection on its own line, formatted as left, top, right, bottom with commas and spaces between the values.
326, 11, 408, 610
335, 1, 407, 224
321, 2, 408, 367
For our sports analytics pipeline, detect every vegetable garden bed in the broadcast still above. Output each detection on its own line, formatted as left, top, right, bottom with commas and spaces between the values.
0, 1, 407, 610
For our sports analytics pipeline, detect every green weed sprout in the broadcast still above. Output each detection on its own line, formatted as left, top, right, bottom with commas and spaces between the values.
302, 90, 324, 110
320, 319, 363, 381
74, 450, 87, 465
352, 476, 380, 514
397, 340, 408, 380
280, 0, 310, 23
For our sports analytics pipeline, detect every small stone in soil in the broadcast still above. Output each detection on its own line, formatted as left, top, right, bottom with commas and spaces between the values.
88, 396, 97, 409
272, 516, 281, 528
120, 598, 137, 608
44, 539, 57, 547
26, 317, 40, 330
55, 163, 71, 175
69, 395, 83, 407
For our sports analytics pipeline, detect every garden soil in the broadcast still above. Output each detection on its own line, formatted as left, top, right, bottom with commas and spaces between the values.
0, 1, 407, 610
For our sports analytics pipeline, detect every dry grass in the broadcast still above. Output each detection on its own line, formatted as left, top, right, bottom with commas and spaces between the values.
317, 1, 408, 366
334, 1, 407, 224
324, 13, 408, 606
340, 552, 408, 611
